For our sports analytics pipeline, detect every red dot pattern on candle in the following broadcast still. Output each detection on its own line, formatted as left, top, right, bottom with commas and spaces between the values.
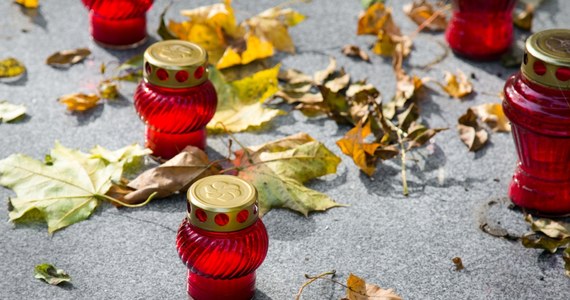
175, 70, 189, 83
555, 67, 570, 81
194, 66, 204, 79
195, 209, 207, 222
533, 60, 547, 76
145, 62, 152, 75
157, 68, 169, 81
237, 210, 249, 223
214, 213, 229, 226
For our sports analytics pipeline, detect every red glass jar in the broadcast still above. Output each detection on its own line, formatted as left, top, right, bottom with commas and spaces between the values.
82, 0, 153, 49
445, 0, 516, 60
134, 40, 217, 160
177, 175, 269, 300
503, 29, 570, 216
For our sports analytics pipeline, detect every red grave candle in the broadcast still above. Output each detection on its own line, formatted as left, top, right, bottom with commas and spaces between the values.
177, 175, 269, 300
503, 29, 570, 216
445, 0, 517, 60
134, 40, 217, 160
82, 0, 153, 49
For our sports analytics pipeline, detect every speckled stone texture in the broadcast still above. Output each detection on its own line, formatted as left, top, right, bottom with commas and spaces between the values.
1, 0, 569, 299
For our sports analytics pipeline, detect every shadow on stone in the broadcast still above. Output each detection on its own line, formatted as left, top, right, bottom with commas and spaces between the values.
263, 209, 317, 241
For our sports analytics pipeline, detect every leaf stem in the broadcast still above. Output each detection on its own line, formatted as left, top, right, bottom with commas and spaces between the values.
295, 270, 336, 300
396, 129, 409, 197
97, 192, 157, 208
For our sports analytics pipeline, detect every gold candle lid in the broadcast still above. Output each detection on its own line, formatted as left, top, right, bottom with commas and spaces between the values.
143, 40, 209, 89
522, 29, 570, 90
187, 175, 259, 232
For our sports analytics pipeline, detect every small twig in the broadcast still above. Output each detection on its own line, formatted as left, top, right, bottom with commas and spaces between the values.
295, 270, 336, 300
396, 129, 409, 196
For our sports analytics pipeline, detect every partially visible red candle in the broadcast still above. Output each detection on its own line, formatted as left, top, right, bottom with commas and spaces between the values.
82, 0, 153, 49
446, 0, 516, 60
177, 175, 269, 300
503, 29, 570, 215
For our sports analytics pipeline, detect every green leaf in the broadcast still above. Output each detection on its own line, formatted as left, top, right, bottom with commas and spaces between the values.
207, 65, 284, 133
521, 232, 570, 253
157, 2, 178, 40
0, 143, 149, 233
116, 54, 144, 72
526, 214, 570, 239
0, 101, 26, 123
34, 263, 71, 285
233, 133, 345, 216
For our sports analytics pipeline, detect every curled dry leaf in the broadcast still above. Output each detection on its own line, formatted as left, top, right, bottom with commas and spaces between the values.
457, 108, 488, 152
34, 264, 70, 285
0, 142, 149, 233
403, 0, 447, 31
123, 146, 221, 204
314, 57, 337, 85
357, 2, 411, 57
513, 5, 534, 31
452, 257, 464, 271
471, 103, 511, 132
98, 80, 119, 100
233, 133, 344, 216
0, 58, 26, 82
438, 70, 473, 98
15, 0, 38, 8
344, 273, 402, 300
58, 93, 100, 112
0, 101, 26, 123
342, 45, 370, 62
46, 48, 91, 68
207, 65, 284, 133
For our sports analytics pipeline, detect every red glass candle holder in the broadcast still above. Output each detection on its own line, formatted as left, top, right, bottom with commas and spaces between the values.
82, 0, 153, 49
134, 40, 217, 160
445, 0, 516, 60
503, 29, 570, 215
177, 175, 269, 300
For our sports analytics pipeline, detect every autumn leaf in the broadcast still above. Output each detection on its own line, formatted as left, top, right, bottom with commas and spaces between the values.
122, 146, 220, 204
437, 70, 473, 98
0, 101, 26, 123
344, 273, 402, 300
514, 0, 545, 31
403, 0, 447, 31
34, 264, 70, 285
0, 58, 26, 82
358, 3, 411, 58
167, 0, 305, 69
471, 103, 511, 132
233, 133, 344, 216
457, 108, 488, 152
46, 48, 91, 68
0, 143, 150, 233
337, 120, 383, 176
15, 0, 38, 8
98, 80, 118, 100
361, 0, 385, 9
208, 65, 284, 133
58, 93, 100, 112
314, 57, 337, 85
342, 44, 370, 62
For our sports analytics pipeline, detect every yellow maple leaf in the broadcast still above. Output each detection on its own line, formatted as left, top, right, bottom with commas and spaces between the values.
15, 0, 38, 8
207, 65, 283, 133
58, 93, 100, 112
345, 273, 402, 300
438, 70, 473, 98
336, 120, 383, 176
216, 33, 275, 69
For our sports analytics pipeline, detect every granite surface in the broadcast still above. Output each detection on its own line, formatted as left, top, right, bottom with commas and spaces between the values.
1, 0, 569, 299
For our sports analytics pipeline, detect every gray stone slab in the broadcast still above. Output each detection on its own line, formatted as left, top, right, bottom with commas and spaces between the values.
0, 0, 569, 299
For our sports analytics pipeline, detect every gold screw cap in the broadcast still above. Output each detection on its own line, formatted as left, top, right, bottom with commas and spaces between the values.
522, 29, 570, 89
187, 175, 259, 232
143, 40, 209, 89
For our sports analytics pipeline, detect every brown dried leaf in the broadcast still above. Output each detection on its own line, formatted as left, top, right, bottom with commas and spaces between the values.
345, 273, 402, 300
337, 120, 383, 176
123, 146, 220, 204
452, 257, 464, 271
526, 214, 570, 240
405, 125, 447, 150
58, 93, 100, 112
357, 3, 400, 36
314, 57, 337, 85
458, 108, 488, 151
438, 70, 473, 98
403, 0, 447, 31
513, 4, 534, 31
325, 73, 351, 93
471, 103, 511, 132
278, 68, 313, 85
342, 44, 370, 62
98, 80, 118, 100
372, 31, 412, 57
46, 48, 91, 68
